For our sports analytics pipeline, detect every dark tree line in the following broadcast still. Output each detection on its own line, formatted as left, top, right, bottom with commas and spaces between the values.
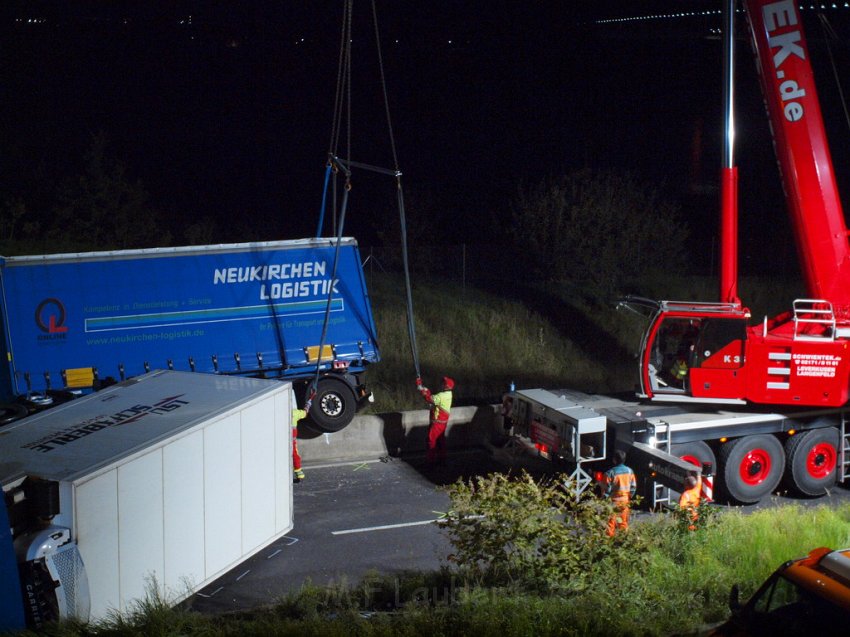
0, 132, 218, 256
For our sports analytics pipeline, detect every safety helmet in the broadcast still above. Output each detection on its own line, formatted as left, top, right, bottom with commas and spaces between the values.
442, 376, 455, 390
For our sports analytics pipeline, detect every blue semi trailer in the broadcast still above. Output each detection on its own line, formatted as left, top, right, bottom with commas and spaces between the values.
0, 237, 379, 433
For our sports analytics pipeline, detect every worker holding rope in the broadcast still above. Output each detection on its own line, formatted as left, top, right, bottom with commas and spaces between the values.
417, 376, 454, 465
291, 392, 314, 484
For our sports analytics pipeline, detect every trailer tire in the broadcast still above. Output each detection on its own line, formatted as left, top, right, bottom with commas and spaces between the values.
719, 434, 785, 504
783, 427, 839, 497
309, 378, 355, 433
0, 402, 28, 426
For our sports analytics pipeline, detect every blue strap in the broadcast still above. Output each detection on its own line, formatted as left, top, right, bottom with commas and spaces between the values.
315, 164, 333, 238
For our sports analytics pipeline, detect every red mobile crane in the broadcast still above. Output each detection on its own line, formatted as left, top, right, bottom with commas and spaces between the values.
625, 0, 850, 410
509, 0, 850, 505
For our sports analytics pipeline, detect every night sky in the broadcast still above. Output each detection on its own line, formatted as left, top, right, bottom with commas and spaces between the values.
3, 2, 850, 273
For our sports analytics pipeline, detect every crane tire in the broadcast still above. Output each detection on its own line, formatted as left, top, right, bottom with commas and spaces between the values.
308, 378, 355, 433
783, 427, 839, 497
669, 441, 716, 498
718, 434, 785, 504
671, 441, 716, 474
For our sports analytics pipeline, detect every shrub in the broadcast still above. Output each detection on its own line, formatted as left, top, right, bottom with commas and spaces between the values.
441, 471, 650, 595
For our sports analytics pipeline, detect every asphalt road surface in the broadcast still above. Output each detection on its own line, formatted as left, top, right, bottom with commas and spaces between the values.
188, 449, 508, 615
187, 447, 850, 616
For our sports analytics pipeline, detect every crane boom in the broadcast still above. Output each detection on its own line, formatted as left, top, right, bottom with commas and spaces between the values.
745, 0, 850, 317
624, 0, 850, 408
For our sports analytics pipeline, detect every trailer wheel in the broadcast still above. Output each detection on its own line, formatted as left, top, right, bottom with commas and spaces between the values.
0, 402, 28, 426
719, 435, 785, 504
309, 378, 355, 433
783, 427, 839, 497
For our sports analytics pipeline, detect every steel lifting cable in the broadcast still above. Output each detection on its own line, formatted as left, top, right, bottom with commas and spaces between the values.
817, 12, 850, 138
370, 0, 421, 380
309, 0, 422, 404
317, 0, 353, 239
309, 173, 353, 403
307, 1, 354, 404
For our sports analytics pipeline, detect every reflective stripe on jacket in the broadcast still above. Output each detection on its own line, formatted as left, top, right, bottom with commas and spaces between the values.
421, 388, 452, 424
605, 464, 636, 501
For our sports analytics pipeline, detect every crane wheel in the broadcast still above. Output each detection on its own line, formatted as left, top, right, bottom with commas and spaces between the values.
718, 435, 785, 504
670, 441, 716, 498
783, 427, 839, 497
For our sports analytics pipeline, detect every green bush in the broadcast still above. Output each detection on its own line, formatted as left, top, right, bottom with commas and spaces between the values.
441, 471, 650, 594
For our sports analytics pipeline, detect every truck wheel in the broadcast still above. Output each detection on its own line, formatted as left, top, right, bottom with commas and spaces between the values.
719, 435, 785, 504
309, 378, 355, 433
783, 427, 839, 497
0, 402, 28, 425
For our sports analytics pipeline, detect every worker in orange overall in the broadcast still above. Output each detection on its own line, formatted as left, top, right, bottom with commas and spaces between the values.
417, 376, 454, 465
678, 473, 702, 531
605, 449, 637, 537
291, 395, 312, 483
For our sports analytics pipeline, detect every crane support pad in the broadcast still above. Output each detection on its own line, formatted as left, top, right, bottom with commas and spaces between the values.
627, 441, 701, 491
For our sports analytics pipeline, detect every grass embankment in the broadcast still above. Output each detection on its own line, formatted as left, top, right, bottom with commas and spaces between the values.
361, 273, 612, 412
360, 271, 804, 412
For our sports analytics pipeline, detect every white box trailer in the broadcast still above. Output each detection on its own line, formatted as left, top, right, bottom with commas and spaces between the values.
0, 370, 294, 625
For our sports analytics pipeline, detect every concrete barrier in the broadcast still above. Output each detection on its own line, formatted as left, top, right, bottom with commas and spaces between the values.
298, 404, 501, 465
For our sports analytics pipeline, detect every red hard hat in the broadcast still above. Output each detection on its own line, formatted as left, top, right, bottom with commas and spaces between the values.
442, 376, 455, 390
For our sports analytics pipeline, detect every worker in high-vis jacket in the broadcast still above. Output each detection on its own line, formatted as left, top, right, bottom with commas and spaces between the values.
678, 473, 702, 531
291, 396, 312, 483
670, 356, 688, 384
417, 375, 454, 465
605, 449, 637, 537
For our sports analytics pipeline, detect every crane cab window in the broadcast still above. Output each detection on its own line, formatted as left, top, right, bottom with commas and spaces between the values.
651, 318, 702, 390
651, 317, 747, 391
692, 318, 747, 369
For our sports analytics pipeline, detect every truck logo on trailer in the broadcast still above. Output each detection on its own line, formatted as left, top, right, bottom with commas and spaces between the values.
21, 395, 189, 453
35, 298, 69, 339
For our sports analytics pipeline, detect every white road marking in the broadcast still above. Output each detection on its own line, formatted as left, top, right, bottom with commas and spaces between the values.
332, 518, 438, 535
332, 514, 482, 536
